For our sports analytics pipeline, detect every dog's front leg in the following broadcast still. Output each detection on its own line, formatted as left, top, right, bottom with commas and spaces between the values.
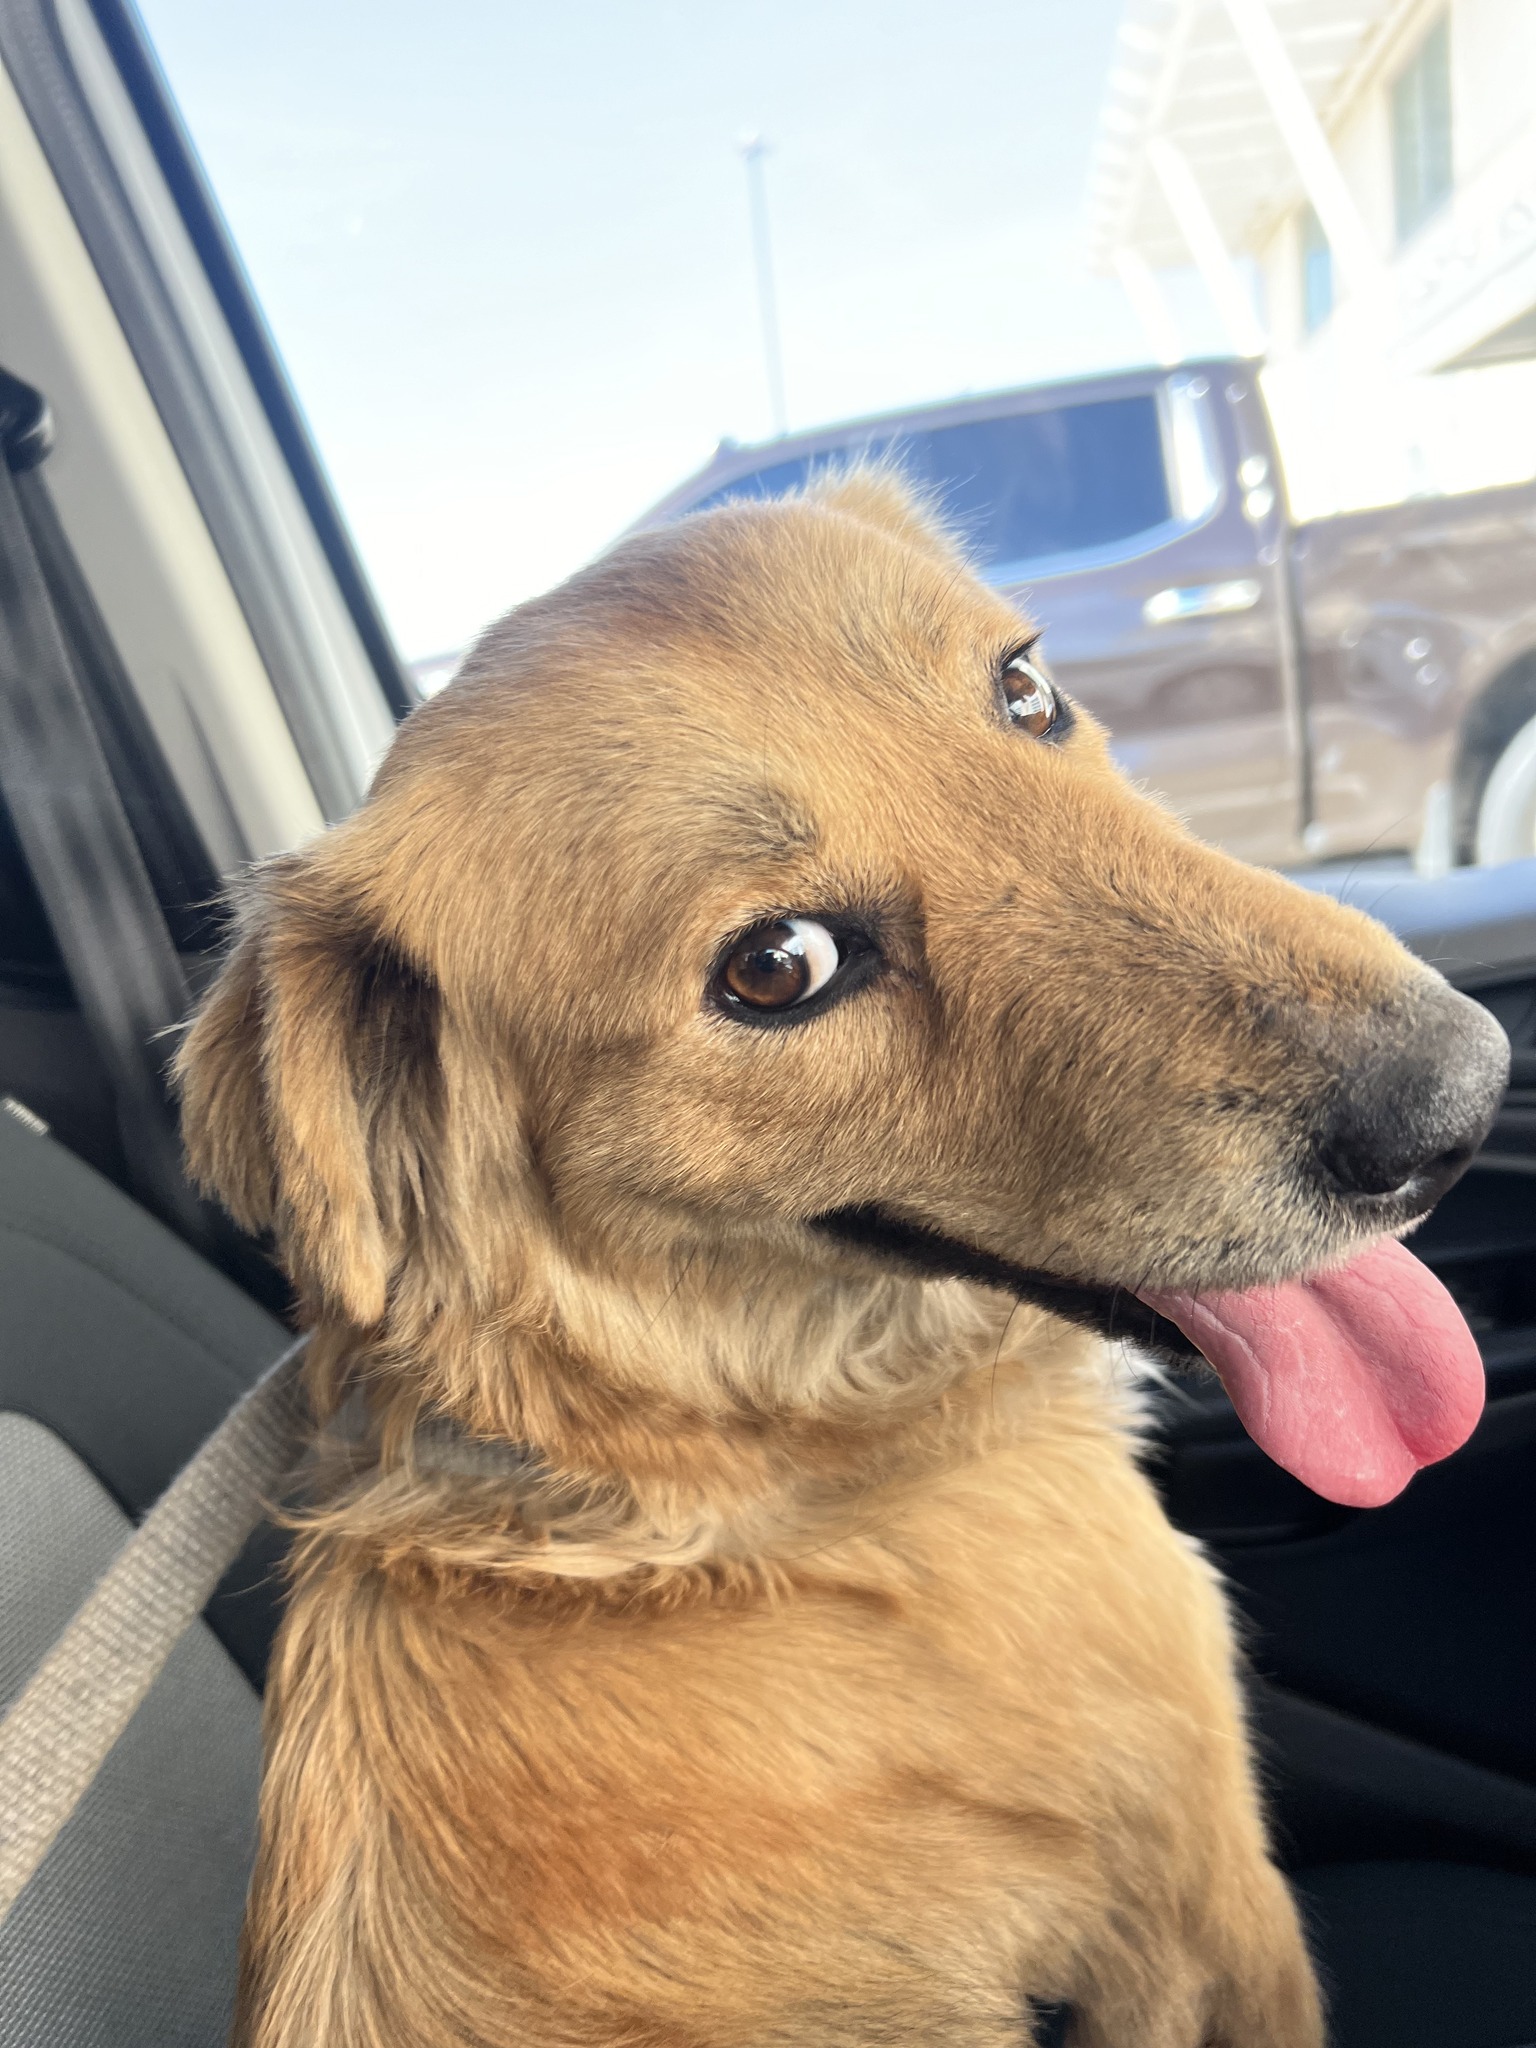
1051, 1828, 1323, 2048
1194, 1855, 1324, 2048
1060, 1891, 1321, 2048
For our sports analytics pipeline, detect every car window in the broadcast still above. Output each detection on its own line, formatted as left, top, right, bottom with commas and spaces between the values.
689, 395, 1171, 574
128, 2, 1536, 874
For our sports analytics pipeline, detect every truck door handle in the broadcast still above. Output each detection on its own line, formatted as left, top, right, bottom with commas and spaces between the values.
1143, 578, 1262, 625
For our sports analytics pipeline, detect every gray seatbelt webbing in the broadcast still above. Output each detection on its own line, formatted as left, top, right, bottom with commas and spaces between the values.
0, 1340, 309, 1926
0, 368, 203, 1244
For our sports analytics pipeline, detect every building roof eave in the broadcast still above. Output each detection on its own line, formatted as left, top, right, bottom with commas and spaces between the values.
1084, 0, 1424, 273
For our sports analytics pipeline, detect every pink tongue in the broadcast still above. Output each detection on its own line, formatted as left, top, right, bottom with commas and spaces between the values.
1138, 1239, 1485, 1508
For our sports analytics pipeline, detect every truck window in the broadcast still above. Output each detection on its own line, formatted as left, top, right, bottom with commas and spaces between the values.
689, 394, 1175, 575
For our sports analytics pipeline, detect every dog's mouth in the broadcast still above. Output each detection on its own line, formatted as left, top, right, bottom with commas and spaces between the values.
811, 1203, 1486, 1510
811, 1204, 1199, 1362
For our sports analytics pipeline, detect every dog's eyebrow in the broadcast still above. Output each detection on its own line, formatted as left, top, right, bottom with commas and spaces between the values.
701, 787, 819, 865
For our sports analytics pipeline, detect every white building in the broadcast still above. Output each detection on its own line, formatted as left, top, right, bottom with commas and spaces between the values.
1085, 0, 1536, 517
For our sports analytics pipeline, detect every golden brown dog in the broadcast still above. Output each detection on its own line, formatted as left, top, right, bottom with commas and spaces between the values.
178, 471, 1507, 2047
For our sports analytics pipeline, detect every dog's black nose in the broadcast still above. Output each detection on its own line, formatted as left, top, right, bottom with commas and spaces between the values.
1317, 981, 1509, 1206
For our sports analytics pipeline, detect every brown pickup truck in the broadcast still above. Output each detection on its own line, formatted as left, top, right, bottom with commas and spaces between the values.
638, 360, 1536, 871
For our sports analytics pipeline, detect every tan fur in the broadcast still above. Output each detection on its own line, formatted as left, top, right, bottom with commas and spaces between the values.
178, 471, 1430, 2046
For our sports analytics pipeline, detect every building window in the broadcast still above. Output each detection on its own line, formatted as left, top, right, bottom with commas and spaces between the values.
1299, 206, 1334, 332
1392, 14, 1453, 243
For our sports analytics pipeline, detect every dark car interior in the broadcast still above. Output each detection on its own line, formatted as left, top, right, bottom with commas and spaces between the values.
2, 4, 1536, 2046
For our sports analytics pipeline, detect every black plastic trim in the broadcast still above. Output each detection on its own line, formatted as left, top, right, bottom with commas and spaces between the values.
1253, 1680, 1536, 1875
0, 366, 53, 470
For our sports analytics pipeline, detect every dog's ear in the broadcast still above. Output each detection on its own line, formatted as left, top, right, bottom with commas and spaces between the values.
808, 464, 966, 567
176, 854, 441, 1326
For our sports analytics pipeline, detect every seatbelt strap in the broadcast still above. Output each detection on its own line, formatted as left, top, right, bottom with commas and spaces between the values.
0, 1340, 310, 1927
0, 368, 203, 1242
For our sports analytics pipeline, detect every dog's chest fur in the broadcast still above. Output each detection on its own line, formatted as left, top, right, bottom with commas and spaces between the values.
243, 1392, 1261, 2047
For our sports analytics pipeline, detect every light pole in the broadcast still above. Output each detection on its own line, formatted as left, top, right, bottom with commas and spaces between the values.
738, 133, 788, 438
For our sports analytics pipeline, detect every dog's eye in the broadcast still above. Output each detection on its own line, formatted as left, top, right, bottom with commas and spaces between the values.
1002, 650, 1059, 738
718, 918, 842, 1011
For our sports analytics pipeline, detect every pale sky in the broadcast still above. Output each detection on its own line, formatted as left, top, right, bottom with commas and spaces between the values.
135, 0, 1227, 660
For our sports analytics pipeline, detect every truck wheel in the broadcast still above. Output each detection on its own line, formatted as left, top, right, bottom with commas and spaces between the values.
1453, 655, 1536, 865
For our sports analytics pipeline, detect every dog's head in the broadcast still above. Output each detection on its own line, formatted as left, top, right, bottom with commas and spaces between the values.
178, 473, 1507, 1506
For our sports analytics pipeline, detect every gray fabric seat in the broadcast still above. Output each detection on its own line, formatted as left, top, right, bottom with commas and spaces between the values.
0, 1107, 285, 2040
0, 1413, 262, 2048
0, 1107, 287, 1520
